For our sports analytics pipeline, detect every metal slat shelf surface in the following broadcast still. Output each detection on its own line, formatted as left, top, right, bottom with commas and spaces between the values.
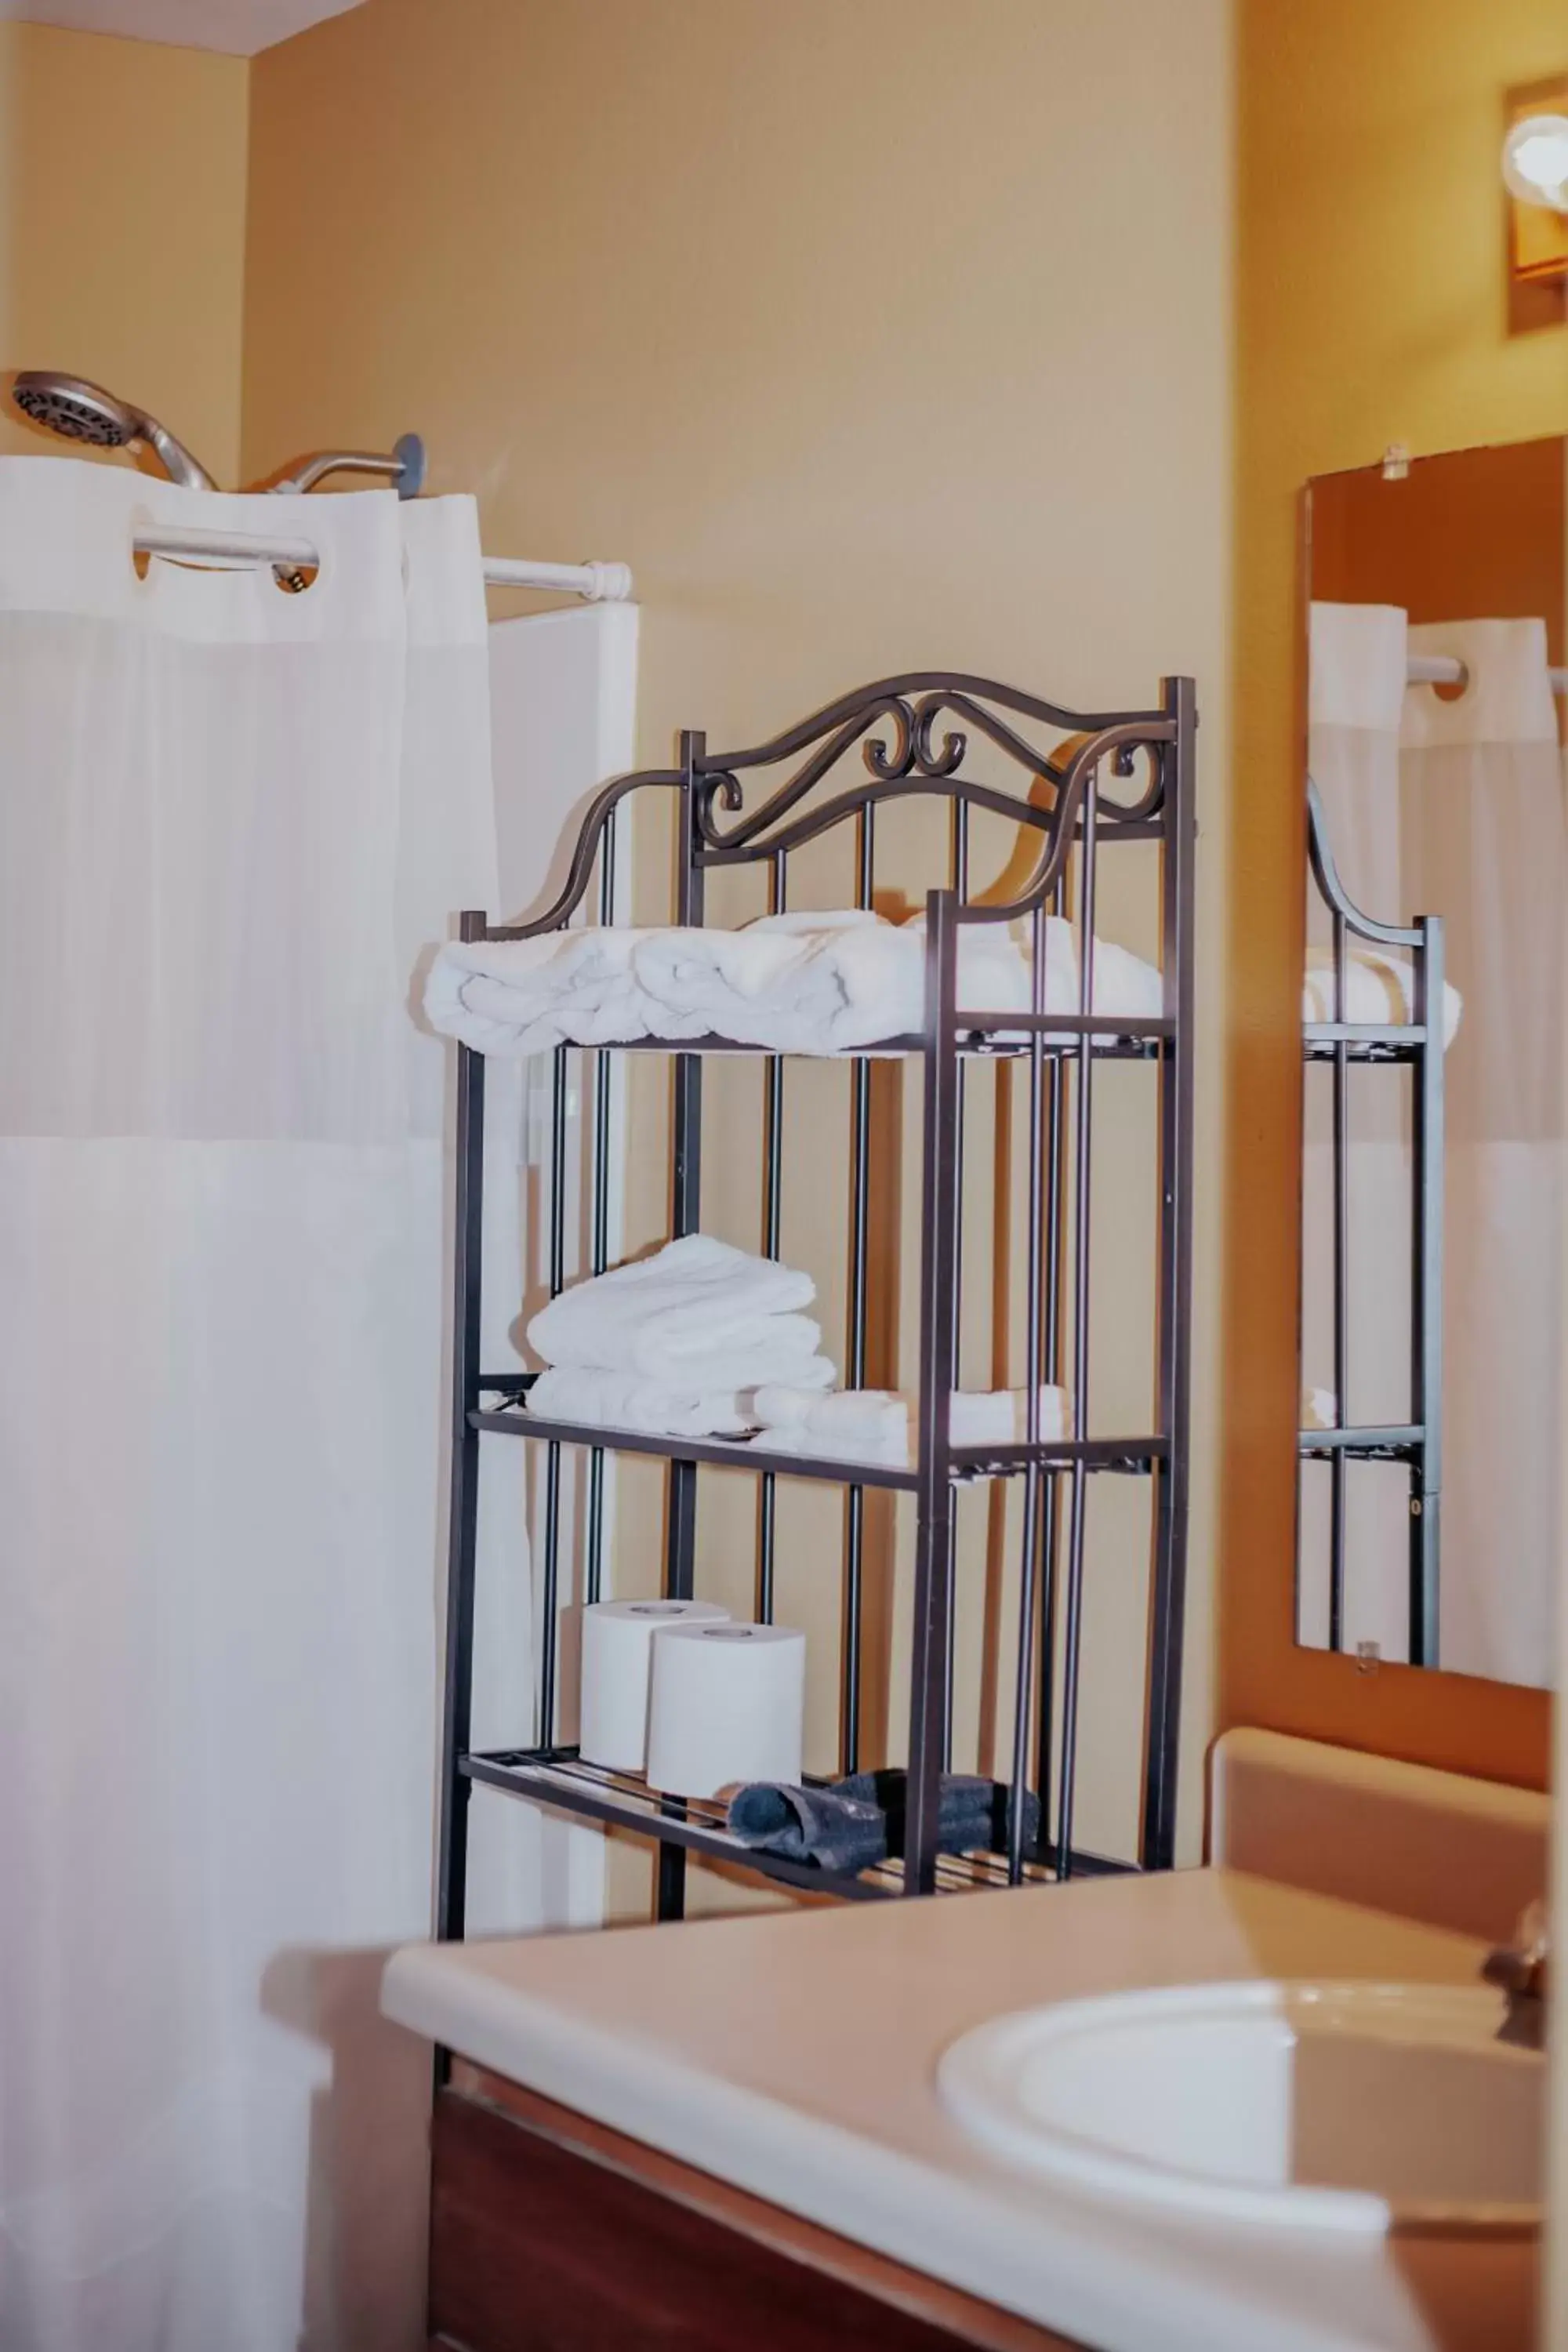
1302, 1020, 1425, 1063
565, 1014, 1172, 1062
460, 1749, 1133, 1900
1298, 1423, 1422, 1461
437, 669, 1196, 1940
473, 1394, 1165, 1486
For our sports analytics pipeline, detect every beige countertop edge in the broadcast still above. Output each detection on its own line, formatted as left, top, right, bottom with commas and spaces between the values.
381, 1892, 1454, 2352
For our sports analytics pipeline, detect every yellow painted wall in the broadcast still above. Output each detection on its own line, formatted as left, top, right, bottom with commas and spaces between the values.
1226, 0, 1565, 1786
1231, 20, 1566, 2303
0, 23, 249, 485
244, 0, 1233, 1872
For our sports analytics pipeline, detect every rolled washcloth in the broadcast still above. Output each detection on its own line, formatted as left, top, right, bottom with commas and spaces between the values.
528, 1234, 836, 1393
727, 1769, 1042, 1874
527, 1366, 764, 1439
424, 908, 1164, 1059
1301, 1387, 1338, 1432
1303, 948, 1462, 1047
750, 1384, 1071, 1468
424, 927, 673, 1058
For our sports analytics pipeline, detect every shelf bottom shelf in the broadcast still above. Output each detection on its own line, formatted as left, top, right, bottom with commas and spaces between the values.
460, 1747, 1134, 1900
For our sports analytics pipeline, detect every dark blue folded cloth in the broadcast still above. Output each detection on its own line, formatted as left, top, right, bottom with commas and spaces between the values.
727, 1769, 1040, 1873
725, 1780, 889, 1874
841, 1768, 1042, 1860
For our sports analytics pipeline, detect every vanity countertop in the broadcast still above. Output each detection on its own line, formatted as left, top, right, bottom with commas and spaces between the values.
382, 1865, 1534, 2352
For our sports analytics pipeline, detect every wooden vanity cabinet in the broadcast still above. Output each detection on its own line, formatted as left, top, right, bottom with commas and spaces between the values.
429, 2064, 1087, 2352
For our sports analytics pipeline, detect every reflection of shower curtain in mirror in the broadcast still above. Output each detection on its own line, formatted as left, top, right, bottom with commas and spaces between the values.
0, 460, 497, 2350
1305, 602, 1566, 1685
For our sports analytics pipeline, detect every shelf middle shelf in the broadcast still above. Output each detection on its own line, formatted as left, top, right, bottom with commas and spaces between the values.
473, 1394, 1166, 1486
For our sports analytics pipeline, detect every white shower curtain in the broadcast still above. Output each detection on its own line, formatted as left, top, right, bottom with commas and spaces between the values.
0, 459, 496, 2350
1305, 601, 1566, 1685
1402, 615, 1566, 1686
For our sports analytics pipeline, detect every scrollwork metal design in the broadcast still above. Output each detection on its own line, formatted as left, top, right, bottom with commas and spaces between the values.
691, 673, 1173, 875
695, 693, 914, 849
479, 670, 1178, 942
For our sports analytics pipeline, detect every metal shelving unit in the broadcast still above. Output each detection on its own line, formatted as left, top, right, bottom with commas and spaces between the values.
1299, 777, 1445, 1665
437, 670, 1196, 1931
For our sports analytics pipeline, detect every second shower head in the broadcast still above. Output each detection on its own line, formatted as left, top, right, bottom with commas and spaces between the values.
11, 372, 216, 490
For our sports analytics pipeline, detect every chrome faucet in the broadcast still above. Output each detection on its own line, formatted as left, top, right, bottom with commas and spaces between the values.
1484, 1899, 1548, 2048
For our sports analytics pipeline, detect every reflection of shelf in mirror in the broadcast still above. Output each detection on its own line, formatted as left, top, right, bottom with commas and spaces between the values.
1298, 1424, 1422, 1462
1303, 1022, 1425, 1062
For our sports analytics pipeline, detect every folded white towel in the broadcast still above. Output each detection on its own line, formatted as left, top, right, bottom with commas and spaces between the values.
527, 1365, 760, 1439
750, 1384, 1071, 1468
528, 1234, 837, 1391
424, 909, 1164, 1060
1303, 948, 1462, 1048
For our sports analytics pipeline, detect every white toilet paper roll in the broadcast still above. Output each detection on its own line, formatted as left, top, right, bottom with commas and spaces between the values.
579, 1598, 731, 1771
645, 1620, 807, 1798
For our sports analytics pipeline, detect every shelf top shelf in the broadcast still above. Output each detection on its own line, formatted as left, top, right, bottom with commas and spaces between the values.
550, 1012, 1174, 1063
473, 1396, 1166, 1485
1298, 1423, 1425, 1461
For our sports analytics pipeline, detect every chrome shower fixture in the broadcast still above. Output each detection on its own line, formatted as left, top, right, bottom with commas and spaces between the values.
11, 372, 216, 489
268, 434, 426, 499
12, 372, 426, 506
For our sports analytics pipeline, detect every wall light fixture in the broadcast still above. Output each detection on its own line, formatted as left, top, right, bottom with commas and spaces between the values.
1502, 79, 1568, 326
1502, 114, 1568, 213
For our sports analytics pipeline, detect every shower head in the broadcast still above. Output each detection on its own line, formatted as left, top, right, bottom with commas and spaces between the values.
10, 372, 216, 490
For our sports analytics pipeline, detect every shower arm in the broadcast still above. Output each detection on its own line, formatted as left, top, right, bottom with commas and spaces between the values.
264, 433, 426, 500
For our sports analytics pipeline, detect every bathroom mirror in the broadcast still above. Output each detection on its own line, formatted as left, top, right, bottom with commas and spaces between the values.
1298, 435, 1566, 1689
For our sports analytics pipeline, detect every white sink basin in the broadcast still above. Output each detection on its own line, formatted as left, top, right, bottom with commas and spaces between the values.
937, 1980, 1543, 2234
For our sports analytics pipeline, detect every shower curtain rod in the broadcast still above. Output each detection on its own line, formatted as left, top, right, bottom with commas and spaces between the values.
1408, 650, 1566, 695
131, 522, 633, 602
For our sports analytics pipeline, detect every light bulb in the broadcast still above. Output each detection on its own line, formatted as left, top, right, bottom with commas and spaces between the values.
1502, 113, 1568, 212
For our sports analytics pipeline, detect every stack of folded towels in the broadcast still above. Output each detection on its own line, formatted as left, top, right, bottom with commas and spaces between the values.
750, 1384, 1070, 1468
526, 1235, 1073, 1460
527, 1234, 835, 1437
425, 906, 1164, 1060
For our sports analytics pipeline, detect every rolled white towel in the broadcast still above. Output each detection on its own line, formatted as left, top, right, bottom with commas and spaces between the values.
528, 1235, 837, 1392
423, 925, 699, 1058
527, 1366, 760, 1439
424, 909, 1165, 1059
1303, 948, 1462, 1048
906, 913, 1165, 1031
633, 913, 887, 1054
750, 1387, 909, 1462
750, 1384, 1072, 1468
638, 911, 1162, 1051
